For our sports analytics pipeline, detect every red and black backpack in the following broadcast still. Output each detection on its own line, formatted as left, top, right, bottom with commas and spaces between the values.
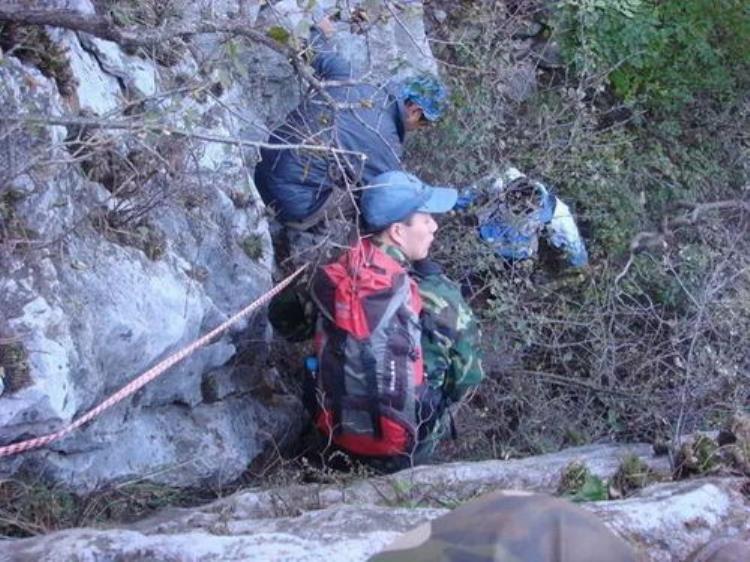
310, 239, 425, 456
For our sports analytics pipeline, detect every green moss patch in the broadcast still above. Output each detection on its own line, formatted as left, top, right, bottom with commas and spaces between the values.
0, 340, 32, 394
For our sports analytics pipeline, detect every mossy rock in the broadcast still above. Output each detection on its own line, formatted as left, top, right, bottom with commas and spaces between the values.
0, 341, 32, 394
241, 234, 264, 262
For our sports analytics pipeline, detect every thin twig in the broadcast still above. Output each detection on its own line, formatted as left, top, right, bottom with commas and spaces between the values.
0, 114, 367, 160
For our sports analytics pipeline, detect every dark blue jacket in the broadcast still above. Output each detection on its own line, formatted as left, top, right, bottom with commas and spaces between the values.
254, 31, 406, 224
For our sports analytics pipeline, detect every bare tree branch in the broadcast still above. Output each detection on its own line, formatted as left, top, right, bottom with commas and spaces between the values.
0, 114, 368, 160
615, 198, 750, 284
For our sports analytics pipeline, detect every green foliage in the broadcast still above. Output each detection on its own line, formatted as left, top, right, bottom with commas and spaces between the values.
409, 1, 749, 465
558, 461, 608, 502
267, 26, 291, 45
571, 473, 608, 502
388, 479, 420, 508
674, 434, 721, 478
555, 0, 750, 110
610, 454, 659, 497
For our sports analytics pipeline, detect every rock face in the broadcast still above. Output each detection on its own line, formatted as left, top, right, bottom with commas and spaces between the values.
2, 444, 748, 561
0, 0, 438, 490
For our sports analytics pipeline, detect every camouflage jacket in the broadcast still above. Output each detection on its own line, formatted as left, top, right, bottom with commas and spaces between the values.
378, 243, 484, 404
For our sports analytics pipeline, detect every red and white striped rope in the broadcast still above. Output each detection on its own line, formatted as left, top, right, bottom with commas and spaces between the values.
0, 264, 307, 459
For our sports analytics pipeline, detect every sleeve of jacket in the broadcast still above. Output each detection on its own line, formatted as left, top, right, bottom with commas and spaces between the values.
543, 195, 589, 267
417, 272, 484, 403
309, 27, 354, 81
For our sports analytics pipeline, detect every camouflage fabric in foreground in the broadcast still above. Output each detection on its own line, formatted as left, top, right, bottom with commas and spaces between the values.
416, 269, 484, 402
687, 538, 750, 562
370, 490, 638, 562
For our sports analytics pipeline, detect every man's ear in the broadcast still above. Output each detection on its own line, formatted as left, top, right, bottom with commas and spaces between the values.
386, 222, 406, 248
405, 102, 421, 119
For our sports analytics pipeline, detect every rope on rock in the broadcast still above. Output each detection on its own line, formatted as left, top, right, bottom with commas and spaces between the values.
0, 264, 307, 459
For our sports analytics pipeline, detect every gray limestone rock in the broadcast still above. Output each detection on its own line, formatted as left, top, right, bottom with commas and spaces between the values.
589, 479, 750, 561
255, 0, 437, 84
1, 444, 747, 561
77, 35, 157, 97
53, 28, 122, 114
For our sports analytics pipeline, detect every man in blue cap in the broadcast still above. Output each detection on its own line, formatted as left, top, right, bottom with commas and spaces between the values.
254, 15, 449, 263
308, 170, 484, 468
364, 171, 484, 452
361, 170, 458, 261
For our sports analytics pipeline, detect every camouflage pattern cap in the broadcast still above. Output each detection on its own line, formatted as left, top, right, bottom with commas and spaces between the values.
369, 490, 638, 562
400, 73, 449, 121
687, 538, 750, 562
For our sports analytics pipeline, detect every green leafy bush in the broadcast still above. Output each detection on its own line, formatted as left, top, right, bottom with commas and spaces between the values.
555, 0, 750, 110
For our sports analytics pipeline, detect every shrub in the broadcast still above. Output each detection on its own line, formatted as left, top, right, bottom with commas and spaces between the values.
554, 0, 750, 111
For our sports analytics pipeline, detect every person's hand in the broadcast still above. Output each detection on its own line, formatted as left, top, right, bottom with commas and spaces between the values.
316, 14, 335, 38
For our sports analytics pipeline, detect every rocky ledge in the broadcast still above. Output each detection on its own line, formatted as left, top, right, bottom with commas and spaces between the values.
2, 443, 748, 561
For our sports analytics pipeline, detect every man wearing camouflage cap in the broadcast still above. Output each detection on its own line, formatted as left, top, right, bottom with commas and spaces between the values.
360, 170, 484, 465
371, 490, 639, 561
254, 15, 448, 254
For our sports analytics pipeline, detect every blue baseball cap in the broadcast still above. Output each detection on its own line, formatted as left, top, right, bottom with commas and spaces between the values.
400, 74, 449, 121
361, 171, 458, 231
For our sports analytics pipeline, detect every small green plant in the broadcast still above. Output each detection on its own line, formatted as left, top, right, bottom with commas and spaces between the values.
0, 189, 35, 249
610, 454, 659, 498
95, 0, 185, 63
241, 233, 265, 261
558, 461, 589, 493
389, 479, 419, 508
558, 461, 608, 502
384, 478, 464, 509
91, 211, 167, 262
142, 226, 167, 261
0, 189, 24, 220
267, 26, 291, 46
674, 434, 720, 479
99, 0, 181, 28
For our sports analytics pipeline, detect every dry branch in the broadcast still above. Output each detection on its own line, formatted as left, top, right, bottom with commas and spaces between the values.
0, 114, 367, 160
615, 198, 750, 285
